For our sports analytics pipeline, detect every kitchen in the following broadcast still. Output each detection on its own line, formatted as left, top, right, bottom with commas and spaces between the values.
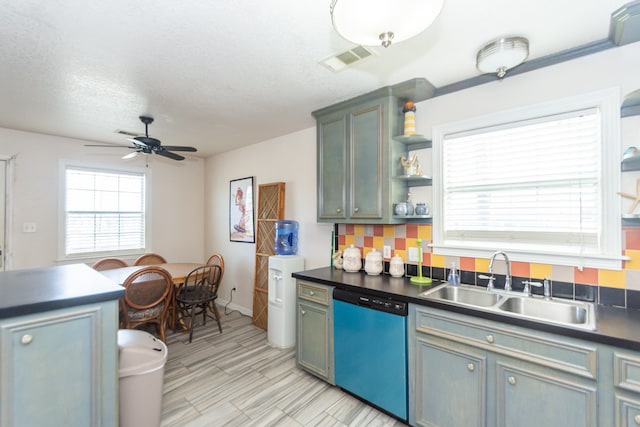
1, 1, 640, 426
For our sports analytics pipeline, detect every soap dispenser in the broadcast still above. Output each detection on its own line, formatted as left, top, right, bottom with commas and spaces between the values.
447, 262, 460, 285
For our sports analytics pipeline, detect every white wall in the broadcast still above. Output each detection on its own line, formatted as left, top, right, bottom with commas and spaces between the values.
205, 128, 333, 314
0, 127, 205, 269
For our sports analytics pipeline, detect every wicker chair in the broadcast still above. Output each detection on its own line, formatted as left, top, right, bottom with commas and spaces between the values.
133, 253, 167, 266
91, 257, 128, 271
119, 266, 173, 342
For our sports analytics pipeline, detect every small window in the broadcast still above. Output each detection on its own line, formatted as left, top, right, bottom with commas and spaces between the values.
432, 88, 621, 269
63, 165, 146, 257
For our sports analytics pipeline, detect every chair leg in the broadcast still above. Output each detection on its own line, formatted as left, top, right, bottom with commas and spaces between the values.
211, 303, 222, 333
188, 304, 196, 343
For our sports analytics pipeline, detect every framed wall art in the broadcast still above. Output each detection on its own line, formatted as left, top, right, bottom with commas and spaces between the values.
229, 176, 255, 243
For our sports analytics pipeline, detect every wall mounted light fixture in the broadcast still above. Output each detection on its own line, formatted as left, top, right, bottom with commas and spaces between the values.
330, 0, 445, 48
476, 36, 530, 78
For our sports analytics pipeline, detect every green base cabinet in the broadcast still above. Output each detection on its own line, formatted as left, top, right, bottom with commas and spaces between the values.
0, 300, 119, 427
409, 304, 599, 427
296, 280, 334, 384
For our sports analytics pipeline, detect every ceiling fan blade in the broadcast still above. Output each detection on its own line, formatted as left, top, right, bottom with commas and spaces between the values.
156, 150, 185, 161
85, 144, 137, 148
161, 145, 197, 152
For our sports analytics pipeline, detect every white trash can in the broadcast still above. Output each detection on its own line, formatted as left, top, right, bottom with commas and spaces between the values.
118, 330, 168, 427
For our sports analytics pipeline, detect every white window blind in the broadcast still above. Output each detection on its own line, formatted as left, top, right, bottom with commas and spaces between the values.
442, 108, 601, 254
65, 167, 145, 256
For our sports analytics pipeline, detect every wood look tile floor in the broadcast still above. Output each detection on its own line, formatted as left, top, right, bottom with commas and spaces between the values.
161, 308, 407, 427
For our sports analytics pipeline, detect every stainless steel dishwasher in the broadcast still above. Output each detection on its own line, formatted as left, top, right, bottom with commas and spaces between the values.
333, 288, 408, 421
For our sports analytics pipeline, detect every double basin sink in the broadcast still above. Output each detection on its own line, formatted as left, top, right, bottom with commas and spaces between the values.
419, 283, 596, 330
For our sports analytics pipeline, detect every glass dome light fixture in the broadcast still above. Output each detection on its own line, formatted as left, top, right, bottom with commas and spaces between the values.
476, 36, 529, 78
330, 0, 445, 48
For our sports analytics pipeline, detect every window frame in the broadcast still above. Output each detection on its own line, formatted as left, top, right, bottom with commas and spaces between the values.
58, 160, 151, 261
431, 88, 622, 270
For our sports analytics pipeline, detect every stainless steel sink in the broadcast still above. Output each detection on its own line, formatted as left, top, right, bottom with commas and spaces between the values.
497, 296, 594, 327
419, 284, 506, 307
418, 284, 596, 330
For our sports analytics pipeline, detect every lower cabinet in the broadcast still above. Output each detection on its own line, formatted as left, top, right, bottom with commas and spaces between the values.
0, 300, 119, 427
296, 280, 334, 384
409, 304, 598, 427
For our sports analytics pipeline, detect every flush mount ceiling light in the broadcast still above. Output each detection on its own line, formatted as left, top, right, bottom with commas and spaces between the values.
476, 36, 529, 78
330, 0, 445, 48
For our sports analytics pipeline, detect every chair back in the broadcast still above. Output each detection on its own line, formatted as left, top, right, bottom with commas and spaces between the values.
177, 265, 222, 303
206, 253, 225, 282
120, 266, 173, 342
133, 253, 167, 266
92, 257, 128, 271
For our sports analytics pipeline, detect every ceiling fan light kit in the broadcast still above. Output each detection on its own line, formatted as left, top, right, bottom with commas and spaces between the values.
330, 0, 445, 48
86, 115, 197, 161
476, 36, 530, 78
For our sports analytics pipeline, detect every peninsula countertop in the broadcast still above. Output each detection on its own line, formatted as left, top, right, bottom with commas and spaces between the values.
0, 263, 125, 319
293, 266, 640, 351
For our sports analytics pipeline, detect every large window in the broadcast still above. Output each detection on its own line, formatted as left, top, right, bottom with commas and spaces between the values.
63, 165, 147, 258
432, 88, 621, 269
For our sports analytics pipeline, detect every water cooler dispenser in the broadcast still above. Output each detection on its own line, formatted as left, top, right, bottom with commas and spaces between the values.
268, 255, 304, 348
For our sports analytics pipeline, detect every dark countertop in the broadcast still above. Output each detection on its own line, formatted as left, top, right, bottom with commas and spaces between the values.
0, 263, 125, 319
293, 267, 640, 351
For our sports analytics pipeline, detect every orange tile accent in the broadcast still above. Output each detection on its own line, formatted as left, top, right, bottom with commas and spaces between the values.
395, 238, 406, 250
511, 261, 530, 278
363, 236, 373, 248
460, 257, 475, 271
338, 234, 345, 246
530, 263, 552, 280
599, 269, 626, 289
422, 252, 431, 266
626, 227, 640, 250
406, 224, 418, 238
345, 224, 354, 234
574, 267, 598, 285
625, 249, 640, 271
373, 224, 384, 236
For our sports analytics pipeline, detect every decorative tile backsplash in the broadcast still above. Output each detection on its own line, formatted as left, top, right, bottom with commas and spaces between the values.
336, 223, 640, 309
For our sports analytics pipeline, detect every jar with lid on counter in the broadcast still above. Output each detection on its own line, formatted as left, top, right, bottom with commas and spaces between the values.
343, 245, 362, 273
415, 203, 429, 216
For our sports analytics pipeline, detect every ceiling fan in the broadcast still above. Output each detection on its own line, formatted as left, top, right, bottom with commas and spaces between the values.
87, 116, 197, 161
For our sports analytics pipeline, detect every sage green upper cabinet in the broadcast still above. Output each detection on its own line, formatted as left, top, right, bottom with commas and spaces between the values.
313, 78, 434, 224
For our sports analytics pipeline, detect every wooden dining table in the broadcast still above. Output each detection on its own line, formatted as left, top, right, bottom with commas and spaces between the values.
99, 262, 205, 331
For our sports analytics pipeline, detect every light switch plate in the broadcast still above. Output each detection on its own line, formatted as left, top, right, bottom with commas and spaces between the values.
408, 247, 419, 262
383, 245, 391, 258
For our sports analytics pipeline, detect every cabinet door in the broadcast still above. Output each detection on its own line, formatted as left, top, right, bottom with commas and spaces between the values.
414, 335, 487, 427
350, 104, 383, 219
317, 114, 347, 221
297, 301, 330, 380
497, 360, 597, 427
0, 303, 118, 427
615, 393, 640, 427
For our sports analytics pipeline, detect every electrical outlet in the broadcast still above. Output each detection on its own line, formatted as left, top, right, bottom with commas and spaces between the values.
383, 245, 391, 259
23, 222, 37, 233
232, 287, 237, 292
408, 247, 419, 262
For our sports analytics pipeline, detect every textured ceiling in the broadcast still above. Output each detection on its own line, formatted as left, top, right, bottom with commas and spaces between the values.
0, 0, 632, 158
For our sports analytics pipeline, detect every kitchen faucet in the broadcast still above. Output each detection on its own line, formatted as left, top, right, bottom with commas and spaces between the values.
487, 251, 512, 292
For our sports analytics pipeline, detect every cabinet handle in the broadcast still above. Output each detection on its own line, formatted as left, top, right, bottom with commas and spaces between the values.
508, 376, 516, 385
486, 335, 495, 343
634, 414, 640, 425
309, 291, 315, 296
336, 208, 342, 213
21, 334, 33, 345
301, 310, 306, 316
467, 363, 475, 372
354, 207, 359, 212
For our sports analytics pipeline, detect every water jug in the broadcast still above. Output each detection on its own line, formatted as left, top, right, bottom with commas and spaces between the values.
274, 220, 299, 255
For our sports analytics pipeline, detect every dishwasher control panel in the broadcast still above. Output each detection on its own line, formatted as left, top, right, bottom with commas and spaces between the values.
333, 288, 408, 316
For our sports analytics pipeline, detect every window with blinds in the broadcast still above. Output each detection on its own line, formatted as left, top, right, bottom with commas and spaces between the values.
432, 88, 621, 269
64, 166, 146, 256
